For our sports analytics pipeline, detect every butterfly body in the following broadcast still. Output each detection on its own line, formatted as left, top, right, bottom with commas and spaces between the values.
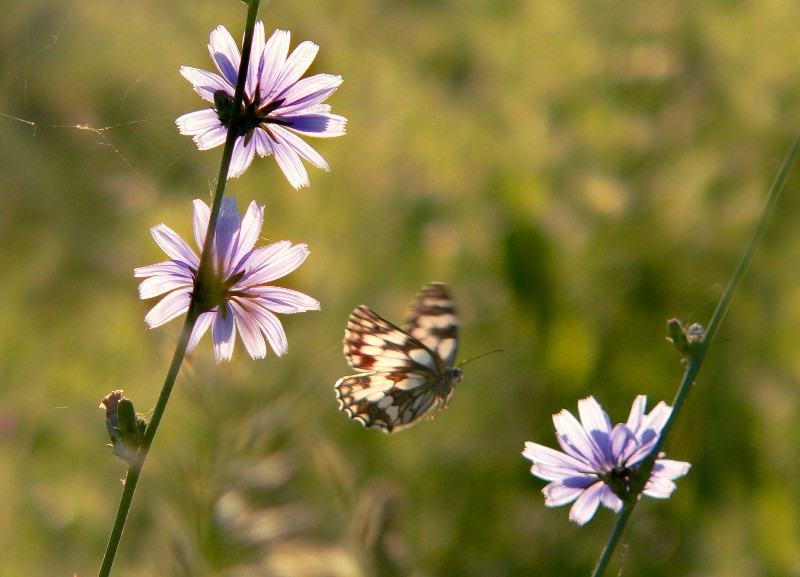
335, 283, 461, 433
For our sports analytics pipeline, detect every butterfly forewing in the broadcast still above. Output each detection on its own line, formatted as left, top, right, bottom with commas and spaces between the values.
402, 282, 459, 367
334, 283, 461, 433
342, 306, 443, 374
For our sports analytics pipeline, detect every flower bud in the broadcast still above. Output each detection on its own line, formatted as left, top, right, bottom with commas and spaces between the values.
100, 390, 147, 465
666, 318, 705, 360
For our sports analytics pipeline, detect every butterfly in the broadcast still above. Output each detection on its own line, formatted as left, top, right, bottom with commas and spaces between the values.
334, 282, 462, 433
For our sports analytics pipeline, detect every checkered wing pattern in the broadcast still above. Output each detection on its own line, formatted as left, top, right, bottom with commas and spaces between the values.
402, 283, 459, 367
334, 284, 462, 433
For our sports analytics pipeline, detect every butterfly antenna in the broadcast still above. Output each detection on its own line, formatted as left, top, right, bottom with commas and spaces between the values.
458, 348, 505, 368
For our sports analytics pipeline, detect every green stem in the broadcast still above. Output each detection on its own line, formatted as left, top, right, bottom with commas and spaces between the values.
662, 136, 800, 441
196, 0, 261, 281
98, 306, 198, 577
590, 135, 800, 577
98, 2, 261, 575
591, 501, 635, 577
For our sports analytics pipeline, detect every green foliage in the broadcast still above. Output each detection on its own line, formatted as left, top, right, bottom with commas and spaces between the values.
2, 1, 800, 575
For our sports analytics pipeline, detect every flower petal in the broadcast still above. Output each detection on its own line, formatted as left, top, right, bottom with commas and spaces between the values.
287, 111, 348, 138
640, 401, 672, 439
231, 201, 264, 270
269, 131, 310, 189
542, 481, 586, 508
238, 299, 289, 356
629, 402, 673, 463
273, 40, 319, 97
598, 485, 624, 513
625, 395, 648, 432
578, 396, 613, 435
610, 423, 639, 466
143, 289, 191, 328
215, 197, 242, 272
179, 66, 231, 103
212, 303, 236, 363
253, 129, 274, 157
279, 74, 343, 115
187, 311, 214, 354
533, 463, 596, 483
209, 25, 241, 86
568, 481, 604, 525
150, 224, 199, 267
246, 21, 265, 98
269, 125, 329, 171
643, 478, 677, 499
553, 408, 601, 469
577, 396, 617, 466
652, 458, 692, 481
247, 286, 320, 314
194, 124, 229, 151
230, 299, 268, 359
228, 136, 256, 178
258, 29, 292, 103
137, 270, 193, 300
240, 241, 310, 285
523, 441, 590, 475
192, 199, 211, 253
176, 109, 224, 138
133, 260, 193, 280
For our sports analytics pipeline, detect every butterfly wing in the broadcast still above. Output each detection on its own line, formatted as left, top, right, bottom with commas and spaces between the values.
402, 282, 459, 368
335, 304, 451, 433
334, 372, 442, 433
342, 305, 444, 373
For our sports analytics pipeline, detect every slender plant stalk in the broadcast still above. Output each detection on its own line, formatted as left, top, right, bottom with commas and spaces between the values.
590, 135, 800, 577
97, 306, 198, 577
196, 0, 261, 276
97, 2, 261, 575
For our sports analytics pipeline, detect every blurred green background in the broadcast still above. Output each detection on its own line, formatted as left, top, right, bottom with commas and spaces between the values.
2, 0, 800, 575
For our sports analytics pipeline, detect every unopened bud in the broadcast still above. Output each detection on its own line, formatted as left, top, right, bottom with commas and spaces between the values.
666, 318, 705, 360
100, 390, 147, 465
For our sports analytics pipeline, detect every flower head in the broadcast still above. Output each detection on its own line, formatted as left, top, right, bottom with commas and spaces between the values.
522, 395, 691, 526
134, 197, 320, 363
176, 22, 346, 187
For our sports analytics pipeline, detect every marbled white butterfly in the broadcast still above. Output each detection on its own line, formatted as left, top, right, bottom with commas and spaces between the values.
334, 283, 462, 433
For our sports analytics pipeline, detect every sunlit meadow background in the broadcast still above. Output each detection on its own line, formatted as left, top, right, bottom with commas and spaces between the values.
2, 1, 800, 575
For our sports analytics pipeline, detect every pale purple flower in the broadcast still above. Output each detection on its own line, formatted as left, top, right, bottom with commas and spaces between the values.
522, 395, 691, 526
176, 22, 346, 187
134, 197, 320, 363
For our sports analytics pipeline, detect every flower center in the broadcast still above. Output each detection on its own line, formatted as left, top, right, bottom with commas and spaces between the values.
192, 263, 246, 316
601, 465, 634, 502
214, 90, 293, 140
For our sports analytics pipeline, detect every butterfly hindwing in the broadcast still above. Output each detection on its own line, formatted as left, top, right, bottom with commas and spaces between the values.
334, 373, 441, 432
334, 283, 462, 433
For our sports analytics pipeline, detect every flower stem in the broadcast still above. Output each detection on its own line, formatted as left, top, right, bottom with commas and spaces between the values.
591, 501, 634, 577
661, 136, 800, 442
590, 135, 800, 577
98, 306, 198, 577
196, 0, 261, 281
98, 3, 261, 575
